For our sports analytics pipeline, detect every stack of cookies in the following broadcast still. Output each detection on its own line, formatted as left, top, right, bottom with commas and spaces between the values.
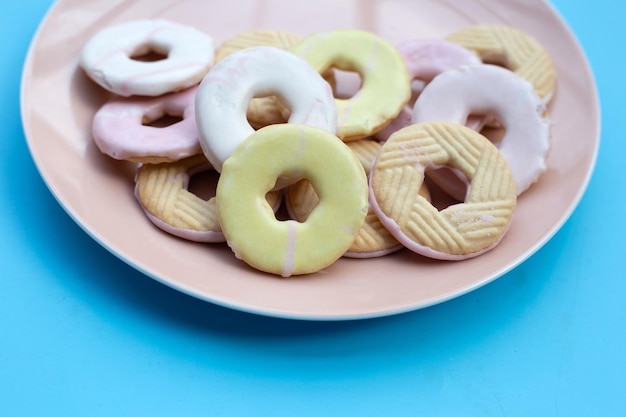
78, 19, 555, 277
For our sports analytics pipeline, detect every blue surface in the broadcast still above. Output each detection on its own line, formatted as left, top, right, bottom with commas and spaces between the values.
2, 1, 624, 416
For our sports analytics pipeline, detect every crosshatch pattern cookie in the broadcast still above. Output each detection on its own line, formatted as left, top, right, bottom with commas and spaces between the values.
447, 24, 556, 102
369, 122, 517, 260
215, 30, 303, 61
134, 153, 281, 243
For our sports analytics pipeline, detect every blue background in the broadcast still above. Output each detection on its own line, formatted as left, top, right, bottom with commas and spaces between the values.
2, 1, 624, 416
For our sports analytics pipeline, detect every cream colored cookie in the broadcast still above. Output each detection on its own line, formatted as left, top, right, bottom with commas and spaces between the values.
447, 24, 556, 102
135, 153, 281, 242
291, 29, 411, 141
369, 122, 517, 260
216, 124, 368, 277
215, 30, 303, 61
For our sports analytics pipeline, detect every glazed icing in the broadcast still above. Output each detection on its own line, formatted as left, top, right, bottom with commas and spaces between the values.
80, 19, 214, 97
291, 29, 410, 141
216, 124, 368, 277
374, 39, 482, 141
412, 64, 551, 196
92, 86, 200, 163
195, 46, 337, 173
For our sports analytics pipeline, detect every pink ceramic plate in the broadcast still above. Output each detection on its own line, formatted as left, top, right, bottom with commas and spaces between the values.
21, 0, 599, 320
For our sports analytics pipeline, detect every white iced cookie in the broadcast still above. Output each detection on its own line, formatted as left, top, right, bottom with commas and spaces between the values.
195, 46, 337, 174
412, 64, 551, 197
374, 39, 482, 141
80, 19, 214, 97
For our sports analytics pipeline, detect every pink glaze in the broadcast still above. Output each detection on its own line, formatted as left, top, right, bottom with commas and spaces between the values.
374, 39, 482, 141
80, 19, 214, 97
412, 64, 551, 197
139, 206, 225, 243
92, 86, 200, 162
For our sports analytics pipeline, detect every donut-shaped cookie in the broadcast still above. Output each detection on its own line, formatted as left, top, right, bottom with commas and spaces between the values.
447, 24, 556, 102
375, 39, 482, 141
412, 64, 551, 197
134, 154, 281, 243
217, 124, 368, 277
215, 30, 303, 62
369, 122, 517, 260
285, 138, 414, 258
290, 29, 411, 141
195, 46, 337, 173
214, 30, 304, 128
80, 19, 214, 97
92, 86, 200, 163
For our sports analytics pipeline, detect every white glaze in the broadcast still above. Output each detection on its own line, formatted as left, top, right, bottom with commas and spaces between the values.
375, 39, 482, 141
412, 64, 551, 196
80, 19, 214, 97
195, 46, 337, 173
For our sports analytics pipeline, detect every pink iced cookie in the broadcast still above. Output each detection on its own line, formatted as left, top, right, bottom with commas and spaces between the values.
412, 64, 551, 198
374, 39, 482, 141
92, 86, 200, 163
80, 19, 214, 97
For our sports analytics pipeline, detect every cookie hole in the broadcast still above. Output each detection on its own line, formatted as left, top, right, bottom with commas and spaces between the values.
480, 124, 505, 147
142, 113, 184, 128
408, 79, 427, 108
332, 69, 363, 99
246, 96, 289, 129
188, 168, 219, 201
481, 56, 512, 70
272, 201, 292, 221
424, 167, 468, 210
130, 44, 169, 62
283, 179, 319, 223
464, 114, 505, 147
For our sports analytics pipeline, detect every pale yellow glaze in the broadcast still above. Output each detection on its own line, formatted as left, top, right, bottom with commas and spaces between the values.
291, 30, 411, 141
216, 124, 368, 277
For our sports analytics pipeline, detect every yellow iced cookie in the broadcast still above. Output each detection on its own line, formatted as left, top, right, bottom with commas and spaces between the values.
291, 29, 411, 141
216, 124, 369, 277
